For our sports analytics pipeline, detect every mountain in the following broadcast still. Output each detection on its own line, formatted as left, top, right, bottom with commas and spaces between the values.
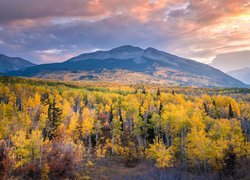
0, 54, 35, 73
5, 45, 247, 87
228, 67, 250, 85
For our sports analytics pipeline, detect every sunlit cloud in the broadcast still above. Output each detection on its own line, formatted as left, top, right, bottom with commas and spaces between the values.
0, 0, 249, 65
36, 49, 63, 55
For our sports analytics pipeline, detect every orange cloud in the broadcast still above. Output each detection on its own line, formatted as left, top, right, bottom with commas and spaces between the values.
0, 0, 249, 64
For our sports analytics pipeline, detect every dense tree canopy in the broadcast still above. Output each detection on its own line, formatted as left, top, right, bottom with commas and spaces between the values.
0, 76, 249, 179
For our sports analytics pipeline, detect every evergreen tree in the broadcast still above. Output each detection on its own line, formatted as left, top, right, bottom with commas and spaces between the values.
109, 104, 113, 123
222, 145, 236, 177
147, 113, 155, 144
203, 103, 209, 115
212, 99, 216, 106
44, 99, 63, 140
159, 101, 163, 116
118, 100, 124, 131
229, 103, 234, 118
156, 88, 161, 97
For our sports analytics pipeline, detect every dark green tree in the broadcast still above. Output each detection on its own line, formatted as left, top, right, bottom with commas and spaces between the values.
142, 87, 146, 94
159, 101, 163, 116
157, 88, 161, 97
43, 99, 63, 140
222, 145, 236, 177
229, 103, 234, 118
109, 104, 114, 123
203, 103, 209, 115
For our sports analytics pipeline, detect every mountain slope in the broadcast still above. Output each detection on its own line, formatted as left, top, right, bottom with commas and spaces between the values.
228, 67, 250, 85
5, 46, 247, 87
0, 54, 35, 73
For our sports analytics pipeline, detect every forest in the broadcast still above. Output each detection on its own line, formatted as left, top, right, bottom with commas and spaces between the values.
0, 76, 249, 179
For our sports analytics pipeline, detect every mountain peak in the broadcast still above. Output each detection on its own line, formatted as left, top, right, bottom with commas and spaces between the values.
0, 54, 8, 58
69, 45, 144, 62
110, 45, 143, 52
144, 47, 161, 55
0, 54, 35, 73
145, 47, 158, 51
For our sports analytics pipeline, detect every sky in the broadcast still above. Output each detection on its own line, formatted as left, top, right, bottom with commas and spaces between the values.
0, 0, 249, 69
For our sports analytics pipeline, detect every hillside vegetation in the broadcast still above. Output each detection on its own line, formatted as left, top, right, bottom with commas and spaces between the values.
0, 76, 249, 179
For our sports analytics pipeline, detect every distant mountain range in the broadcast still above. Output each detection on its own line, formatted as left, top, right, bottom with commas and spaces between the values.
0, 54, 35, 73
228, 67, 250, 85
2, 45, 248, 87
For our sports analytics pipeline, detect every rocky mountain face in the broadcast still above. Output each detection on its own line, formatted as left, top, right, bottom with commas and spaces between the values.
0, 54, 35, 73
5, 46, 247, 87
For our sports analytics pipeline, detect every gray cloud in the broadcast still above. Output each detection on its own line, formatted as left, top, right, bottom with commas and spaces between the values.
0, 0, 105, 23
210, 51, 250, 72
0, 0, 249, 66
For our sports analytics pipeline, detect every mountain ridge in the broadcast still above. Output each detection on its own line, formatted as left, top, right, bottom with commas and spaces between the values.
0, 54, 35, 73
228, 67, 250, 85
4, 45, 247, 88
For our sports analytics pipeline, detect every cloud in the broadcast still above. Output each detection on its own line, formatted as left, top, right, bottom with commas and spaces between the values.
210, 50, 250, 72
0, 0, 249, 65
0, 0, 106, 23
36, 53, 78, 63
36, 49, 63, 55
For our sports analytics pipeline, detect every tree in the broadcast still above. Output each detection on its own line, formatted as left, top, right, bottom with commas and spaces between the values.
66, 113, 79, 141
0, 140, 11, 179
222, 145, 236, 177
46, 135, 82, 178
41, 163, 49, 180
142, 87, 146, 94
80, 108, 96, 151
146, 139, 173, 168
11, 131, 30, 169
11, 130, 43, 170
186, 127, 211, 173
44, 98, 63, 140
229, 103, 234, 118
156, 88, 161, 97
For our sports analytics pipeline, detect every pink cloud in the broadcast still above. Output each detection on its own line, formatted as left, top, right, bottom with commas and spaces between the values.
0, 0, 249, 64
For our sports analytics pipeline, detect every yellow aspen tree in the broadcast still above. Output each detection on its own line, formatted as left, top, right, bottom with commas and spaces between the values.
67, 112, 79, 141
186, 127, 211, 173
146, 139, 173, 168
81, 108, 95, 151
11, 131, 30, 169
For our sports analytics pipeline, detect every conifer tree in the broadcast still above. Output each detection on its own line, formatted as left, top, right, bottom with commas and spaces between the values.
44, 99, 63, 140
229, 103, 234, 118
157, 88, 161, 97
222, 145, 236, 177
142, 87, 146, 94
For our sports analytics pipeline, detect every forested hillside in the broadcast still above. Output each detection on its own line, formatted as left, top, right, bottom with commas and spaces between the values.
0, 76, 249, 179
